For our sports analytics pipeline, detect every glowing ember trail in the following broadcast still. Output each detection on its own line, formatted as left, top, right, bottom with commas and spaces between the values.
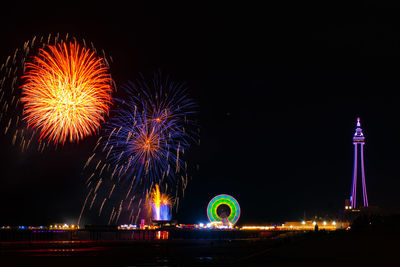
151, 184, 171, 221
20, 41, 113, 144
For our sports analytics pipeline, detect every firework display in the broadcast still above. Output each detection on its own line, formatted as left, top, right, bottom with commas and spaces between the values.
21, 41, 113, 144
1, 34, 198, 227
104, 75, 196, 188
79, 73, 198, 225
0, 33, 114, 150
151, 184, 171, 221
207, 194, 241, 225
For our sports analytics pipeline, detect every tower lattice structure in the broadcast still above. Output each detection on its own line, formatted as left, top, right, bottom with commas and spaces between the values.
350, 117, 368, 209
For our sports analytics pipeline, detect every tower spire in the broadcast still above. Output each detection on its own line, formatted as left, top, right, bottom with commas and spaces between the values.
353, 117, 364, 142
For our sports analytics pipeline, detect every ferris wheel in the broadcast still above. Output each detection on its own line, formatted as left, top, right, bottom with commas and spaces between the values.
207, 194, 241, 225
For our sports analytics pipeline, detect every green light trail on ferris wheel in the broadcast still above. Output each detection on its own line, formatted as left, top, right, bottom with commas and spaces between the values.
207, 194, 240, 225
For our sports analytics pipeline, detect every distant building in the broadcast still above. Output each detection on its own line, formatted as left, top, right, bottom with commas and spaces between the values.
280, 220, 349, 230
344, 199, 351, 210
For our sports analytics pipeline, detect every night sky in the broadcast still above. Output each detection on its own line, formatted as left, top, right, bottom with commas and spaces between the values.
1, 2, 400, 226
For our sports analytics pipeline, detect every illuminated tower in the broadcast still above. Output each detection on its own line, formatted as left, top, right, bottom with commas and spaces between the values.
350, 117, 368, 209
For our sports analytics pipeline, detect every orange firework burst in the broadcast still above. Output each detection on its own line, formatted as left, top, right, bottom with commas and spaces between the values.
21, 41, 113, 144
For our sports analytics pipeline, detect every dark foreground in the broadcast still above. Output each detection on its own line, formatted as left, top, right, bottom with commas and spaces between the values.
0, 229, 399, 266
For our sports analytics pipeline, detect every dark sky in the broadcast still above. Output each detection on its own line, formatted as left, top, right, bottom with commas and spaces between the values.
1, 2, 400, 226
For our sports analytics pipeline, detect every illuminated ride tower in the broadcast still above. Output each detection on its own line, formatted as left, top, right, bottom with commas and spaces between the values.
349, 118, 369, 209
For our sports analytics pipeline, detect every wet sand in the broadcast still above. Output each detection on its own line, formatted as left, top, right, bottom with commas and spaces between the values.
1, 230, 398, 266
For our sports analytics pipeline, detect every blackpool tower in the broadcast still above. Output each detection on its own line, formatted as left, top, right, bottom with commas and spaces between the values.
350, 117, 369, 209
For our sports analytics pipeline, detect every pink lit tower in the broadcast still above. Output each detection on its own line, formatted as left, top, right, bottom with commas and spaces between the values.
350, 117, 369, 209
